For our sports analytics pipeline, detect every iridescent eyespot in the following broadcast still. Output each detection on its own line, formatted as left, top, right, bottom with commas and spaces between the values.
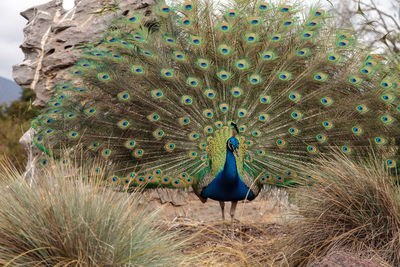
289, 127, 299, 135
337, 40, 349, 47
259, 3, 269, 10
385, 159, 396, 168
314, 73, 328, 82
360, 67, 373, 75
374, 137, 387, 145
280, 5, 291, 12
204, 126, 213, 134
249, 74, 261, 85
320, 97, 333, 106
238, 108, 247, 118
84, 108, 97, 116
187, 77, 199, 87
381, 115, 393, 124
227, 9, 236, 17
217, 71, 231, 81
235, 59, 249, 70
97, 73, 110, 81
203, 109, 214, 119
322, 120, 333, 129
283, 20, 293, 26
276, 139, 287, 148
190, 36, 202, 45
249, 17, 260, 25
252, 130, 261, 137
219, 103, 229, 113
289, 92, 301, 102
302, 31, 313, 38
151, 89, 164, 99
133, 148, 144, 158
189, 132, 200, 140
381, 94, 394, 103
189, 151, 198, 158
204, 89, 216, 99
381, 81, 392, 88
297, 49, 310, 56
261, 51, 275, 61
220, 22, 230, 32
259, 95, 271, 104
125, 140, 136, 149
328, 53, 340, 63
165, 142, 176, 152
131, 65, 144, 74
356, 104, 368, 113
279, 72, 291, 81
245, 33, 258, 43
307, 145, 317, 154
316, 134, 327, 143
179, 117, 191, 126
161, 69, 174, 78
101, 148, 112, 158
173, 51, 186, 60
218, 45, 231, 55
197, 58, 210, 69
351, 126, 363, 135
231, 87, 242, 97
117, 120, 130, 129
88, 141, 100, 150
153, 129, 165, 139
290, 111, 303, 120
349, 76, 362, 85
181, 95, 193, 105
314, 9, 325, 16
67, 131, 79, 139
117, 91, 131, 101
308, 20, 318, 27
215, 121, 223, 128
259, 113, 269, 122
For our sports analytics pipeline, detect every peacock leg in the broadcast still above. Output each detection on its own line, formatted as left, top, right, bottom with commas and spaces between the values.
219, 201, 225, 220
230, 201, 237, 221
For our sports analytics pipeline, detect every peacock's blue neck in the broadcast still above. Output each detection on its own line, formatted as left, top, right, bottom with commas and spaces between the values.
221, 149, 239, 186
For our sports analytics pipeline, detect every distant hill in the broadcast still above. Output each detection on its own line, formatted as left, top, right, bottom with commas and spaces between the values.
0, 77, 22, 104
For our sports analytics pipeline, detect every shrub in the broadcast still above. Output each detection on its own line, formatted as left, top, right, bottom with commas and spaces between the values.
288, 153, 400, 266
0, 159, 186, 266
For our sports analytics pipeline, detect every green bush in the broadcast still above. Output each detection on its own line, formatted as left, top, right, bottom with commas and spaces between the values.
0, 159, 187, 266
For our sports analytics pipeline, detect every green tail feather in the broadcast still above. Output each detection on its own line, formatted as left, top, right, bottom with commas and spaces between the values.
32, 0, 400, 191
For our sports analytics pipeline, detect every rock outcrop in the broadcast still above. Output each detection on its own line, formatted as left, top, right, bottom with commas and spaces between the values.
13, 0, 155, 106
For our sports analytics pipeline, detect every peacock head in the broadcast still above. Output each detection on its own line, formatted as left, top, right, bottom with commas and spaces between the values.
227, 122, 240, 157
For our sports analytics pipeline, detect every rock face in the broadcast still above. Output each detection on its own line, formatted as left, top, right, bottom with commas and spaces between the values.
13, 0, 155, 106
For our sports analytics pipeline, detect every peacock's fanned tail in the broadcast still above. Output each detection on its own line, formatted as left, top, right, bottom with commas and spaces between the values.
32, 0, 400, 191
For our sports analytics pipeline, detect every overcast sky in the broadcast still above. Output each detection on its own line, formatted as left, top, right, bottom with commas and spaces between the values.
0, 0, 75, 81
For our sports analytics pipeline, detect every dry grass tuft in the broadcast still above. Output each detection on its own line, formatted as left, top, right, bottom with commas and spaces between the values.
288, 153, 400, 266
0, 158, 187, 266
171, 220, 290, 266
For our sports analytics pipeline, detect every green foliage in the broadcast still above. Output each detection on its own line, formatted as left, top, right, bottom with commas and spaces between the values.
288, 153, 400, 266
0, 158, 187, 266
0, 88, 39, 168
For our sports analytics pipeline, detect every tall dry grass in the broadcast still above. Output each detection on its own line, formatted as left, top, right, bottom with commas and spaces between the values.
0, 158, 187, 266
288, 153, 400, 266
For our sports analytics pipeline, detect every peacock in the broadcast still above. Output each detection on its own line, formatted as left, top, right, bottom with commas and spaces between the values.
31, 0, 400, 220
